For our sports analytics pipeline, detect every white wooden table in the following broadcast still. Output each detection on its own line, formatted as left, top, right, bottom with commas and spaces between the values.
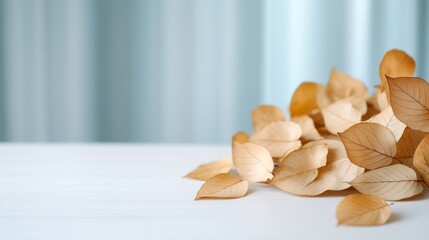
0, 144, 427, 240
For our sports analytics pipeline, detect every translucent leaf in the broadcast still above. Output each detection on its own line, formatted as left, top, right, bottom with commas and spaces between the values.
195, 173, 248, 200
336, 194, 391, 226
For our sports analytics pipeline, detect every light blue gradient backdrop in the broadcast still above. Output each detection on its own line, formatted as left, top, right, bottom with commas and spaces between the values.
0, 0, 428, 142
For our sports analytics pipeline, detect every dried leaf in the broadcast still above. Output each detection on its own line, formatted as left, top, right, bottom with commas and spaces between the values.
343, 96, 368, 115
396, 127, 426, 164
379, 49, 415, 91
249, 121, 302, 158
362, 104, 380, 121
414, 134, 429, 186
303, 139, 346, 163
270, 144, 328, 195
290, 82, 327, 117
327, 158, 364, 191
388, 76, 429, 132
232, 143, 274, 182
336, 194, 391, 226
185, 157, 233, 181
327, 68, 368, 101
232, 131, 249, 144
368, 90, 389, 112
251, 105, 285, 131
292, 115, 323, 143
339, 122, 396, 170
195, 173, 248, 200
321, 101, 361, 135
350, 164, 423, 200
367, 106, 406, 141
304, 140, 363, 190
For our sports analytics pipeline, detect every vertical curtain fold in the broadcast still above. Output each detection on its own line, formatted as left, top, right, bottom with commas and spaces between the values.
0, 0, 427, 143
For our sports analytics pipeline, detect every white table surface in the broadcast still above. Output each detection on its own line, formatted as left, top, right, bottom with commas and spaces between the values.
0, 144, 427, 240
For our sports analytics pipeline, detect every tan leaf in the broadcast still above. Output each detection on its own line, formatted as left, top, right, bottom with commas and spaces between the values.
367, 106, 406, 141
379, 49, 415, 91
304, 140, 364, 190
362, 104, 380, 121
232, 131, 249, 144
270, 144, 328, 195
251, 105, 285, 131
343, 96, 368, 115
185, 157, 233, 181
321, 101, 361, 135
396, 127, 426, 163
329, 158, 364, 191
303, 139, 346, 163
327, 68, 368, 100
339, 122, 396, 170
414, 134, 429, 186
232, 143, 274, 182
387, 76, 429, 132
195, 173, 248, 200
350, 164, 423, 200
249, 121, 302, 158
292, 115, 323, 143
336, 194, 391, 226
290, 82, 328, 117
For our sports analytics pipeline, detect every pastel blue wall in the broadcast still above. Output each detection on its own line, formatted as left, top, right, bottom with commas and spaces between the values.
0, 0, 428, 142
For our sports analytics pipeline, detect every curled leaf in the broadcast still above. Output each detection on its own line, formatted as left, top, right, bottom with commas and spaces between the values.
379, 49, 415, 91
232, 143, 274, 182
195, 173, 248, 200
290, 82, 328, 117
251, 105, 285, 131
350, 164, 423, 200
303, 139, 346, 163
292, 115, 323, 143
185, 157, 233, 181
336, 194, 391, 226
396, 127, 427, 165
339, 122, 396, 170
327, 68, 368, 101
249, 121, 302, 158
270, 144, 328, 195
414, 134, 429, 186
232, 131, 249, 144
388, 76, 429, 132
367, 106, 406, 141
321, 101, 361, 135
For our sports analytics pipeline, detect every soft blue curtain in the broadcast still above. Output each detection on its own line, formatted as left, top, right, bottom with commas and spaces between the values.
0, 0, 427, 143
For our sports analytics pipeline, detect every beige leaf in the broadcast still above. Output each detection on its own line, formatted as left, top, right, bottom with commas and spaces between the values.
379, 49, 415, 91
185, 157, 233, 181
414, 134, 429, 186
302, 158, 364, 194
388, 76, 429, 132
367, 106, 406, 141
350, 164, 423, 200
195, 173, 248, 200
327, 68, 368, 100
232, 143, 274, 182
270, 144, 328, 195
290, 82, 328, 117
327, 158, 365, 191
292, 115, 323, 143
232, 131, 249, 144
321, 101, 361, 135
249, 121, 302, 158
339, 123, 396, 170
251, 105, 285, 131
303, 139, 346, 163
343, 96, 368, 116
304, 140, 364, 190
336, 194, 391, 226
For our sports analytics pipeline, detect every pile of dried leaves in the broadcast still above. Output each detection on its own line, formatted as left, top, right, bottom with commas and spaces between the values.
185, 49, 429, 226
